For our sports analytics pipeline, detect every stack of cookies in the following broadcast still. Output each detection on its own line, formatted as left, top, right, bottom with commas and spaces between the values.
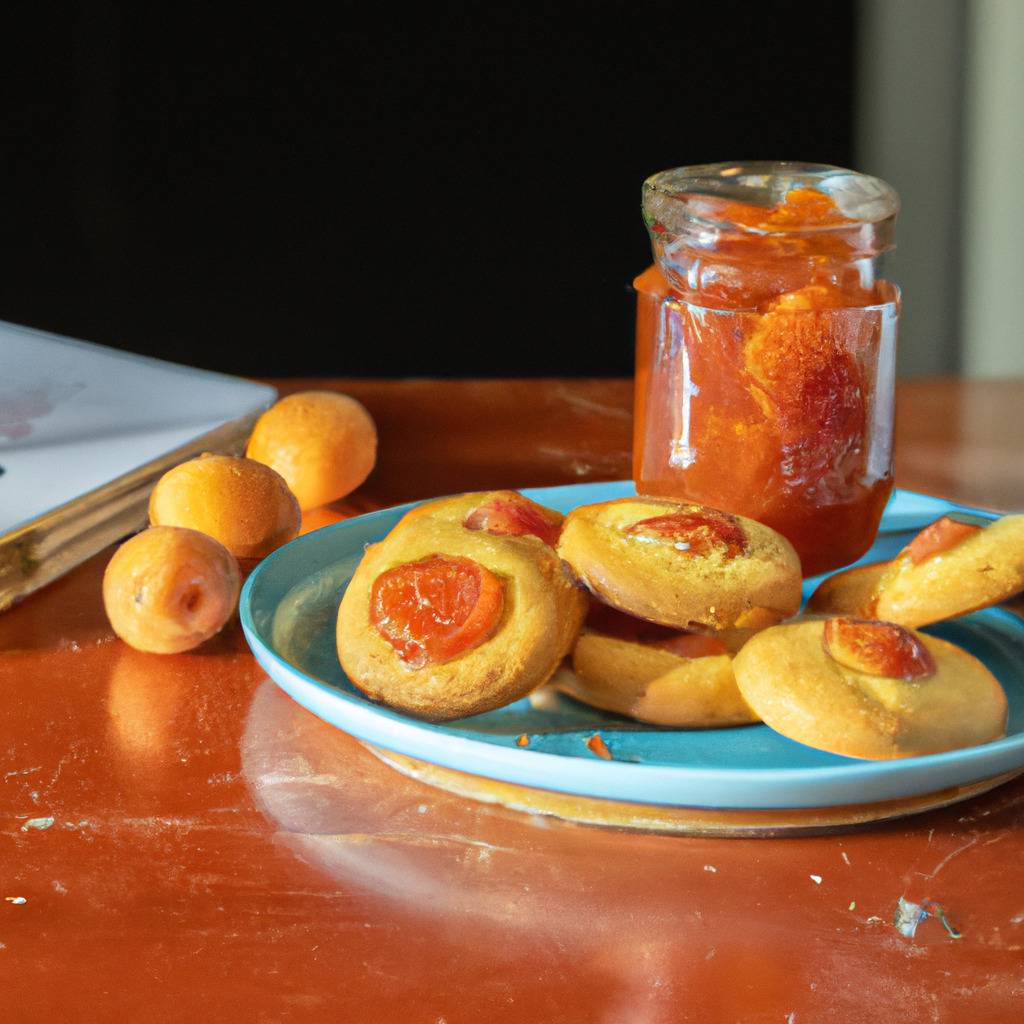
336, 490, 1019, 760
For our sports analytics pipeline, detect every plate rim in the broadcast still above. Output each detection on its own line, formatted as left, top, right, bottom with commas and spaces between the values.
240, 483, 1024, 810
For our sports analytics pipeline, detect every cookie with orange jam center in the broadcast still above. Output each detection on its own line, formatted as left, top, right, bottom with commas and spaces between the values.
337, 490, 586, 721
557, 602, 758, 728
807, 513, 1024, 627
557, 496, 801, 632
733, 619, 1007, 759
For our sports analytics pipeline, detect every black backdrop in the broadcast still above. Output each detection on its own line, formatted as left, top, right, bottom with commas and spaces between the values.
2, 2, 856, 377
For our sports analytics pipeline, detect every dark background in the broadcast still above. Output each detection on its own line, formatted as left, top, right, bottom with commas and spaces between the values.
2, 2, 856, 378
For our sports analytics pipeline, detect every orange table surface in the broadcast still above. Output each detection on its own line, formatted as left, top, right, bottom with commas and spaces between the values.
2, 377, 1023, 1023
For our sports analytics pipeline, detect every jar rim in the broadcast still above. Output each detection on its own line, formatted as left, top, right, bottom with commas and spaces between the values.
649, 283, 902, 317
643, 161, 900, 237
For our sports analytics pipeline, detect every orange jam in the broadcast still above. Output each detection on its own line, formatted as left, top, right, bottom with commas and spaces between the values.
905, 515, 983, 565
634, 163, 900, 575
463, 494, 562, 547
822, 618, 935, 681
624, 508, 747, 559
370, 555, 505, 668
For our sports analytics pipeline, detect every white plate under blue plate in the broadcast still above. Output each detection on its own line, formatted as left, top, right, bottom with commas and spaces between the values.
240, 484, 1024, 810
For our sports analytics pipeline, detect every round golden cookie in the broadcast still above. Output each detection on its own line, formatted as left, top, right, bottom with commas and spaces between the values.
732, 619, 1008, 759
386, 489, 564, 548
556, 497, 802, 631
560, 631, 758, 727
337, 494, 586, 721
807, 515, 1024, 628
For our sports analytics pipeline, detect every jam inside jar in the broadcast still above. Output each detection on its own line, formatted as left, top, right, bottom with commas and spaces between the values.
634, 161, 901, 576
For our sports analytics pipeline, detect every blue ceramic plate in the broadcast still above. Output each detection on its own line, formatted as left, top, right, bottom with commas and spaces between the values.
240, 484, 1024, 809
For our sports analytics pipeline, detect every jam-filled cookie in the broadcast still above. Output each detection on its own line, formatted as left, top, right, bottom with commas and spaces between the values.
337, 491, 585, 721
552, 598, 761, 729
732, 618, 1008, 759
558, 603, 758, 727
557, 497, 802, 632
807, 514, 1024, 627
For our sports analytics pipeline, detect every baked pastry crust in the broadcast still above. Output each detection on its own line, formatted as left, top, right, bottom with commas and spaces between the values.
805, 561, 888, 617
557, 497, 802, 631
561, 631, 758, 727
337, 492, 586, 721
732, 619, 1008, 759
875, 515, 1024, 626
807, 515, 1024, 627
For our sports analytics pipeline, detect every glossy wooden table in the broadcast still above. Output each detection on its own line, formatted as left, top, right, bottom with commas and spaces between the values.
2, 378, 1023, 1023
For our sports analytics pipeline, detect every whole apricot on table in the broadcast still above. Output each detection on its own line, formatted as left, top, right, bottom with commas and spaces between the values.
103, 526, 241, 653
245, 391, 378, 510
149, 454, 300, 560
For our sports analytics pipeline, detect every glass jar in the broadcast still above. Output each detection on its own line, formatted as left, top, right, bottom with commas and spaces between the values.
633, 161, 900, 576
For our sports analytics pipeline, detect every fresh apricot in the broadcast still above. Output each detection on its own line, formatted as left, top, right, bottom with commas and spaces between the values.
245, 390, 377, 510
103, 526, 240, 654
149, 454, 300, 560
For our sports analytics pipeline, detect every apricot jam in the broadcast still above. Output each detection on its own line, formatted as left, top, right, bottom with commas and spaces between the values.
822, 618, 935, 681
624, 508, 747, 559
463, 494, 562, 547
370, 555, 504, 668
906, 515, 983, 565
634, 162, 901, 575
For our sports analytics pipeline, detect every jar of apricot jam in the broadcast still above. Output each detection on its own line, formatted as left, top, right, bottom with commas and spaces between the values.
633, 161, 900, 576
